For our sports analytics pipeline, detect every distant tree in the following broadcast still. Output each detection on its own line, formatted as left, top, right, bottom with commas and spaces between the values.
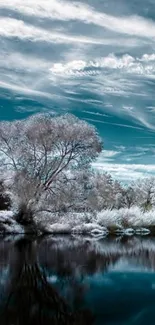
88, 172, 124, 211
121, 186, 136, 209
132, 177, 155, 211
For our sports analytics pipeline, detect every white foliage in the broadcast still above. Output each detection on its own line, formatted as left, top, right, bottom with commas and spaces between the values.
0, 113, 102, 226
72, 223, 108, 235
97, 209, 123, 228
0, 207, 154, 235
131, 177, 155, 209
0, 210, 13, 218
33, 207, 155, 234
0, 210, 24, 233
97, 207, 155, 229
45, 223, 71, 234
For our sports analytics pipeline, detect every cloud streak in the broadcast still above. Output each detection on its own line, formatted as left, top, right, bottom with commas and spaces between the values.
85, 118, 144, 130
0, 80, 54, 99
0, 17, 104, 44
1, 0, 155, 39
92, 162, 155, 181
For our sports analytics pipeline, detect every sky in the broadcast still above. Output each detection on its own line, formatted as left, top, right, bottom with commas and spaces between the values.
1, 0, 155, 181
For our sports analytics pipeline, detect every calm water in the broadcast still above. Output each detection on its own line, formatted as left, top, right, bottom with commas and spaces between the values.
0, 235, 155, 325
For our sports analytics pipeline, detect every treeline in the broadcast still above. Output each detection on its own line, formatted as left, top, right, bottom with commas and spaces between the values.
0, 170, 155, 213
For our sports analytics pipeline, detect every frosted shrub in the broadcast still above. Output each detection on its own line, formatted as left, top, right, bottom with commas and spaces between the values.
96, 207, 154, 230
97, 209, 122, 228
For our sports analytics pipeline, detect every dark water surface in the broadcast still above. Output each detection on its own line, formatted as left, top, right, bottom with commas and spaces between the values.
0, 235, 155, 325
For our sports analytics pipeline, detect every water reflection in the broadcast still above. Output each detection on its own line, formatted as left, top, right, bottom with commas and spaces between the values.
0, 237, 95, 325
1, 235, 155, 324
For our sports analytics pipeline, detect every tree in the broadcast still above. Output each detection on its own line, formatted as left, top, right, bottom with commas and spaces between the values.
41, 169, 93, 213
131, 177, 155, 211
0, 113, 102, 229
0, 180, 11, 210
88, 172, 124, 211
121, 186, 136, 209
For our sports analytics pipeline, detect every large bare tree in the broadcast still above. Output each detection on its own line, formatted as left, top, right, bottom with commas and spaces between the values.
0, 113, 102, 229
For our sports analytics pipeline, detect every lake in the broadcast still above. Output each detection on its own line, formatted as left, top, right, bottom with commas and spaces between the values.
0, 235, 155, 325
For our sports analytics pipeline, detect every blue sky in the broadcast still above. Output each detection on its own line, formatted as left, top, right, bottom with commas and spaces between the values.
1, 0, 155, 181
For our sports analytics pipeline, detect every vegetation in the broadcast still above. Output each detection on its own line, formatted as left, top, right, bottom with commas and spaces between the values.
0, 112, 155, 233
0, 181, 11, 210
0, 113, 101, 232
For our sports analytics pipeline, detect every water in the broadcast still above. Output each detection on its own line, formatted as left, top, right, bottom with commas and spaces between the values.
0, 235, 155, 325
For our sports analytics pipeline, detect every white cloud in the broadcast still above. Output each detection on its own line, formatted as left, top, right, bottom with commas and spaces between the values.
48, 53, 155, 133
50, 54, 155, 77
134, 114, 155, 130
114, 145, 126, 151
82, 110, 108, 117
0, 17, 104, 45
0, 52, 50, 72
15, 106, 55, 114
139, 54, 155, 62
51, 60, 87, 75
1, 0, 155, 39
85, 118, 143, 130
123, 106, 134, 111
104, 103, 113, 108
0, 13, 155, 135
0, 80, 54, 98
0, 51, 56, 99
92, 162, 155, 181
124, 106, 155, 131
91, 150, 121, 163
0, 17, 142, 48
100, 150, 120, 158
147, 106, 155, 112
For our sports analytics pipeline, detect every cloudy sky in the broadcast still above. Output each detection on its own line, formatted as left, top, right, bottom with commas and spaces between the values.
1, 0, 155, 181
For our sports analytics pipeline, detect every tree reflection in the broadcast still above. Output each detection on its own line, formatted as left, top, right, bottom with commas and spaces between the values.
0, 238, 95, 325
38, 237, 120, 278
2, 235, 155, 325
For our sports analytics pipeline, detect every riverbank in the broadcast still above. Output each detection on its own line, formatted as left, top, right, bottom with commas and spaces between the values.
1, 207, 155, 236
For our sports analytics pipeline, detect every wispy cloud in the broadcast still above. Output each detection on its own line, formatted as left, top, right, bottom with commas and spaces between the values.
1, 49, 155, 133
0, 17, 104, 45
15, 106, 56, 114
92, 162, 155, 181
49, 53, 155, 132
1, 0, 155, 178
100, 150, 120, 158
1, 0, 155, 39
122, 105, 155, 131
85, 118, 144, 130
82, 110, 108, 117
0, 80, 54, 99
0, 52, 50, 72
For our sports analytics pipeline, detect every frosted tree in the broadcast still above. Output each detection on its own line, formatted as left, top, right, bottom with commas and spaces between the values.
88, 172, 124, 211
110, 185, 137, 209
35, 169, 93, 214
0, 113, 102, 228
132, 177, 155, 211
